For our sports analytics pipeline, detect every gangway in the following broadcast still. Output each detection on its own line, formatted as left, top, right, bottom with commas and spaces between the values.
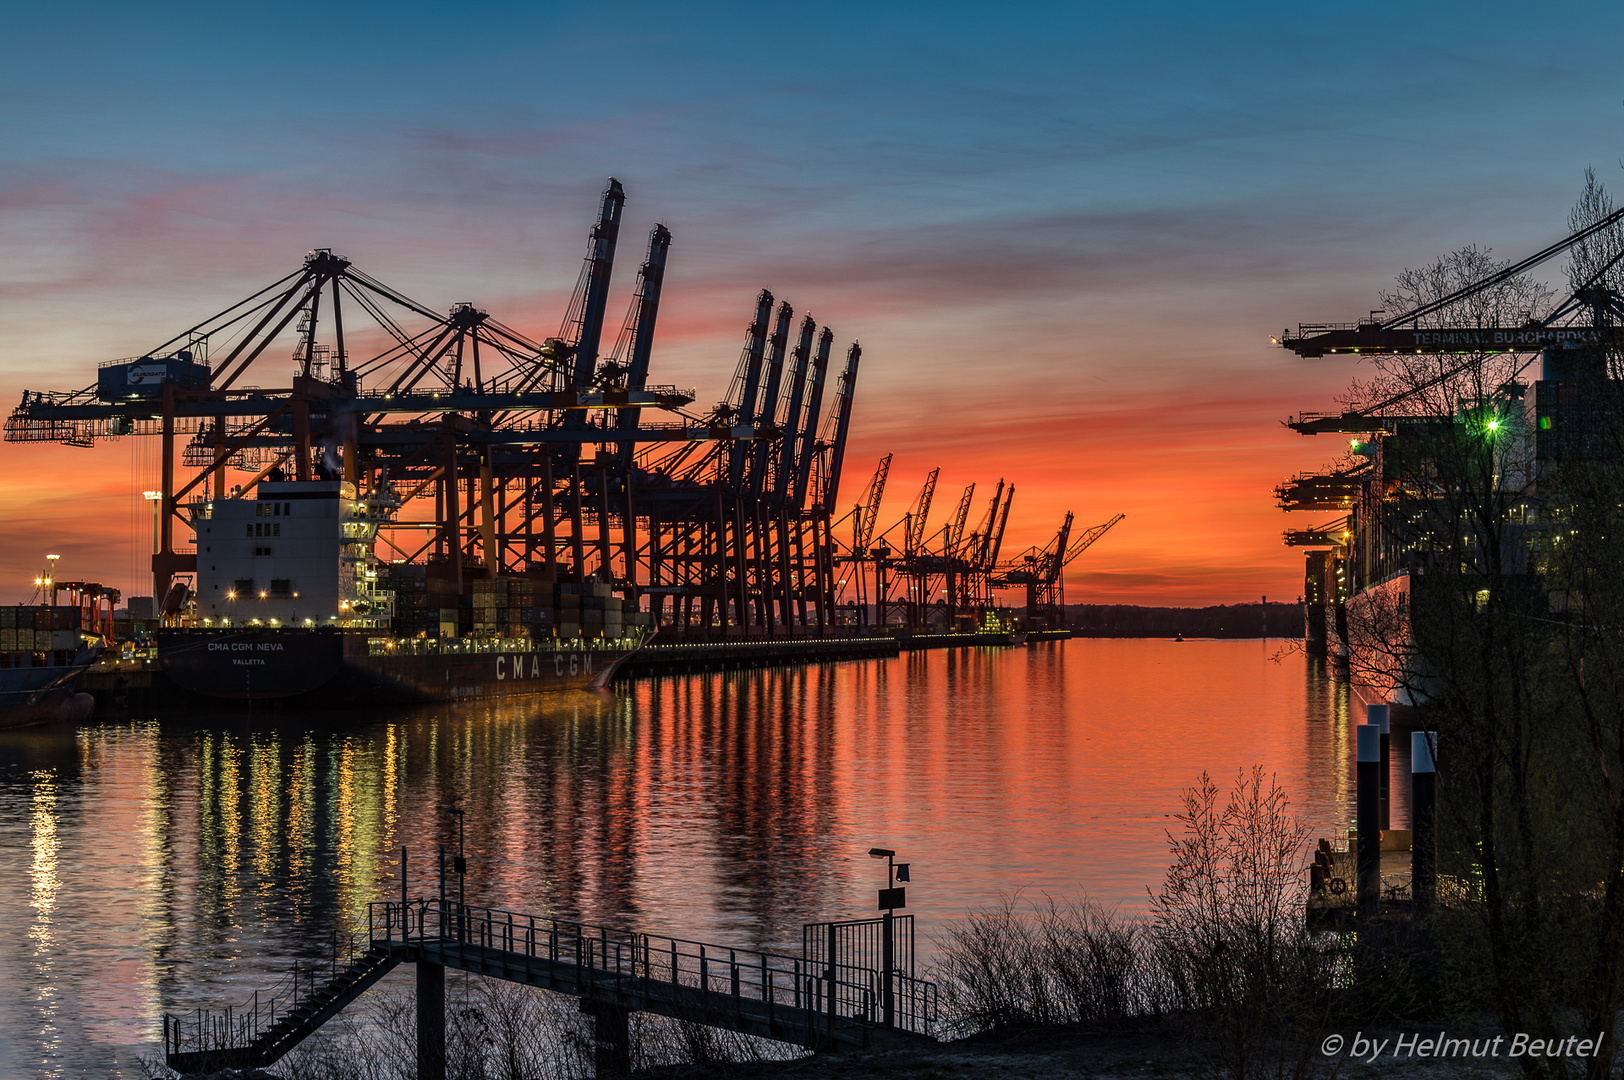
164, 898, 937, 1078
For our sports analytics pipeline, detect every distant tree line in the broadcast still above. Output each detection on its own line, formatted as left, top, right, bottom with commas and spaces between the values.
1057, 602, 1305, 638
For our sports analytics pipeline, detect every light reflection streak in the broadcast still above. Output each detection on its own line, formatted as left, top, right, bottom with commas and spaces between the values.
251, 734, 280, 894
28, 769, 61, 1072
286, 738, 312, 917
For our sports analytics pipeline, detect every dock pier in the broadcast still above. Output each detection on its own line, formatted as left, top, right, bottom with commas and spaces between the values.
164, 899, 937, 1078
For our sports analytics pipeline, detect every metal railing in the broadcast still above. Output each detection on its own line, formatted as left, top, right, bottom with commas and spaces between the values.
803, 915, 937, 1036
163, 927, 373, 1063
165, 897, 935, 1066
371, 900, 881, 1038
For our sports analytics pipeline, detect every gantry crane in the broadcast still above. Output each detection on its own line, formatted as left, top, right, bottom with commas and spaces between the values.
993, 512, 1125, 629
6, 180, 868, 642
1272, 198, 1624, 653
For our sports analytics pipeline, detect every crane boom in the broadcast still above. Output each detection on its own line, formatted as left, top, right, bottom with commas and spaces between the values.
726, 290, 774, 489
816, 342, 862, 516
747, 301, 794, 496
561, 178, 625, 391
854, 453, 891, 551
772, 315, 817, 502
985, 484, 1014, 570
1063, 512, 1125, 566
789, 327, 833, 509
1279, 203, 1624, 360
1041, 511, 1075, 581
946, 483, 975, 554
906, 468, 939, 554
612, 224, 672, 465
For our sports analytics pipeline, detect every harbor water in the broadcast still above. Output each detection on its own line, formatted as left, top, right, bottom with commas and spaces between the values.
0, 638, 1363, 1077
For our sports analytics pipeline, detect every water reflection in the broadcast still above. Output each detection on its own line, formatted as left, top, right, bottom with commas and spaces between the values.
29, 770, 60, 1073
0, 639, 1364, 1077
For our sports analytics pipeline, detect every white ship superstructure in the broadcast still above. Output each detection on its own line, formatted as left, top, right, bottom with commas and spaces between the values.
189, 480, 395, 629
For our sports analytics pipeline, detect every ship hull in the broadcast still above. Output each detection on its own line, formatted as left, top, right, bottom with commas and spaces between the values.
157, 628, 639, 704
1343, 571, 1437, 723
0, 646, 102, 729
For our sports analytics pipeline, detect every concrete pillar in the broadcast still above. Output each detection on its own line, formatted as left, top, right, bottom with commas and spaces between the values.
418, 961, 445, 1080
580, 1000, 631, 1077
1357, 723, 1381, 916
1412, 731, 1437, 915
1368, 704, 1390, 830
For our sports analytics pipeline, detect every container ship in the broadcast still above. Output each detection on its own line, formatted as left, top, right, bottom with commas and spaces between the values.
157, 478, 646, 704
0, 604, 103, 726
1283, 343, 1588, 721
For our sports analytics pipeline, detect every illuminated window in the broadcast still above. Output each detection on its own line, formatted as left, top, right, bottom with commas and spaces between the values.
274, 523, 280, 536
245, 524, 253, 537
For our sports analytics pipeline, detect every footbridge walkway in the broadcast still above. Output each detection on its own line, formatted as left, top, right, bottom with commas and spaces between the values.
164, 899, 937, 1078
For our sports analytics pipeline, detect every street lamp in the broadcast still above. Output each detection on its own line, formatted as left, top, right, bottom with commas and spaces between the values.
143, 491, 163, 559
36, 554, 61, 604
867, 846, 912, 1028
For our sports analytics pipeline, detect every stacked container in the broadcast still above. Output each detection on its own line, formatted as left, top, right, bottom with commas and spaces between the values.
472, 576, 542, 638
0, 605, 84, 660
551, 582, 647, 640
372, 569, 651, 643
380, 565, 459, 638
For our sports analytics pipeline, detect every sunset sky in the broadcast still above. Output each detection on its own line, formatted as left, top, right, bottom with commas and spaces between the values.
4, 0, 1623, 606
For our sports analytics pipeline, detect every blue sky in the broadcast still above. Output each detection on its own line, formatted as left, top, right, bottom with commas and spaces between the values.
4, 1, 1624, 603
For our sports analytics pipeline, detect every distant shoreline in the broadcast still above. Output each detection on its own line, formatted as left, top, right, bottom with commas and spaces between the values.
1059, 602, 1305, 640
1067, 632, 1305, 639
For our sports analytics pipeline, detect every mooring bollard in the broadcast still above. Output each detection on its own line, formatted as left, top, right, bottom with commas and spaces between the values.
1357, 723, 1381, 916
1412, 730, 1437, 915
1368, 704, 1390, 831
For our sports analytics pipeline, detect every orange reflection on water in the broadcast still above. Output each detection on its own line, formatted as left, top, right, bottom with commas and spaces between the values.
0, 639, 1366, 1075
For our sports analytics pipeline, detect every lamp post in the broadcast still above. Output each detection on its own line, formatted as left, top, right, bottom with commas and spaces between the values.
143, 491, 163, 560
868, 846, 911, 1028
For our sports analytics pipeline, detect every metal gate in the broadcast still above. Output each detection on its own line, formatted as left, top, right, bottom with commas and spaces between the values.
803, 915, 915, 980
803, 915, 934, 1034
